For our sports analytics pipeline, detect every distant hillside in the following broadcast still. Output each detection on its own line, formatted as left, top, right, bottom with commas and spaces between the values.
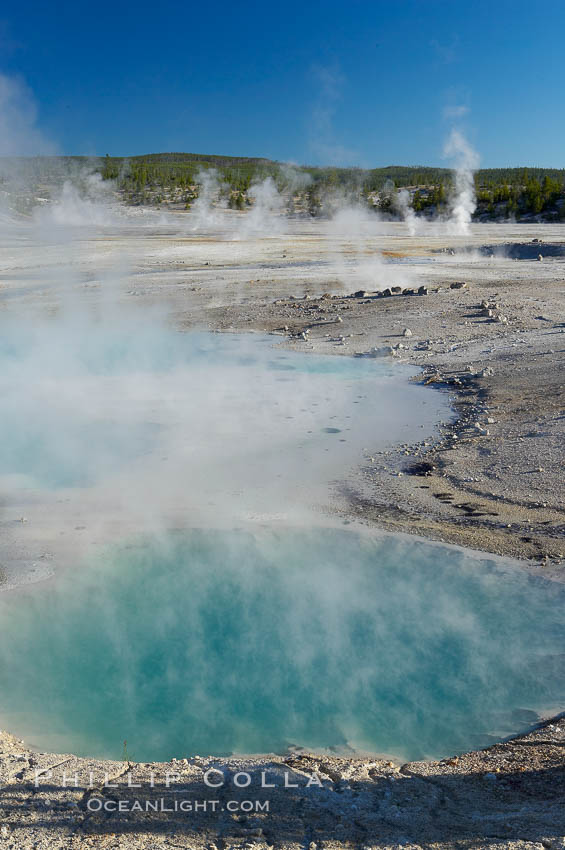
2, 153, 564, 220
98, 154, 565, 219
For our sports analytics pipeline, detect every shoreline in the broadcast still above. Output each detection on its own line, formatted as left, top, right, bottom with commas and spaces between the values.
2, 713, 565, 848
203, 256, 564, 572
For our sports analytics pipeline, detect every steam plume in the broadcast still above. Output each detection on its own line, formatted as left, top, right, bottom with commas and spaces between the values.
444, 128, 480, 235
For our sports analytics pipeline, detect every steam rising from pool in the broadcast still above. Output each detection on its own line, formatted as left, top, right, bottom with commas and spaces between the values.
0, 319, 448, 587
0, 527, 563, 762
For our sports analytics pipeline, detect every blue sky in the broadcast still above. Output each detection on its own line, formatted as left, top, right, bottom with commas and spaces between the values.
1, 0, 563, 167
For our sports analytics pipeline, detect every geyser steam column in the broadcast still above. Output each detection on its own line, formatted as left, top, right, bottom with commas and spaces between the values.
444, 128, 480, 235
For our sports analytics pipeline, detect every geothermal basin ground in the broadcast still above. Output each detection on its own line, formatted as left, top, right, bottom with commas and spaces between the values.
0, 209, 564, 849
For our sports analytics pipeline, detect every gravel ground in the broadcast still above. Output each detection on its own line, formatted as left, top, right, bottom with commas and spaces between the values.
1, 716, 564, 849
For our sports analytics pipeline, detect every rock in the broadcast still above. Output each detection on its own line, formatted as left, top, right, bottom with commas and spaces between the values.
402, 288, 415, 296
538, 254, 543, 261
478, 366, 494, 377
417, 285, 428, 295
355, 346, 396, 358
403, 328, 413, 337
450, 281, 468, 289
353, 290, 369, 298
382, 287, 393, 297
405, 461, 435, 476
391, 286, 402, 294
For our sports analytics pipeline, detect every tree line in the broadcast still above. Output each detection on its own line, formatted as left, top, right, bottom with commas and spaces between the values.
2, 154, 563, 220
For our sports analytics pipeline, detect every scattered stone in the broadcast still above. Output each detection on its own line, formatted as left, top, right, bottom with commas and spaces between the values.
450, 281, 468, 289
474, 423, 490, 435
417, 285, 428, 295
403, 328, 413, 338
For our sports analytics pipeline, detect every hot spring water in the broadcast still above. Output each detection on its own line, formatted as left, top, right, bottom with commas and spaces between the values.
0, 324, 563, 762
0, 324, 444, 501
0, 528, 564, 762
